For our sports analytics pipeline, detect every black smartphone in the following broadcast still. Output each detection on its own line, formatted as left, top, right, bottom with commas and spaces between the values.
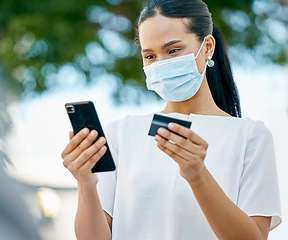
65, 101, 116, 173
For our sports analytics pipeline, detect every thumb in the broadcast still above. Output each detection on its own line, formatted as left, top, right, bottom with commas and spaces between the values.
69, 131, 74, 141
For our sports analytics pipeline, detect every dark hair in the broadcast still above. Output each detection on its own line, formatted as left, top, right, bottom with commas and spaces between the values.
137, 0, 241, 118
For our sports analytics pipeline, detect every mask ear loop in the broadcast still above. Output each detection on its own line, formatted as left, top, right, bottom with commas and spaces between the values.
195, 36, 207, 59
195, 37, 208, 75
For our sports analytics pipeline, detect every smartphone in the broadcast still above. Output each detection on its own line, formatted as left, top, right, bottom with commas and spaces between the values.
65, 101, 116, 173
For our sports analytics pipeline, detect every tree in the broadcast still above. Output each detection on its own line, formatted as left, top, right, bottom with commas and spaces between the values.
0, 0, 287, 167
0, 0, 287, 99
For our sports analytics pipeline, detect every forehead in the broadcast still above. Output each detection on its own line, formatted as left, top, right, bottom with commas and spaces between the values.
138, 15, 196, 48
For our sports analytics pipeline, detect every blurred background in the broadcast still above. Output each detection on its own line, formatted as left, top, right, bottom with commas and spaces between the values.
0, 0, 287, 239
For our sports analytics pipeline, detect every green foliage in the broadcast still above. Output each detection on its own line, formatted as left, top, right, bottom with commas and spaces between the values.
0, 0, 287, 99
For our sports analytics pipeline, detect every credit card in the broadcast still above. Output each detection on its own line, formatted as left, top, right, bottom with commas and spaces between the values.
148, 114, 192, 137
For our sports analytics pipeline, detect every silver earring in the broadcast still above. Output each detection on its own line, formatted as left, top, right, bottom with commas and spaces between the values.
207, 56, 215, 68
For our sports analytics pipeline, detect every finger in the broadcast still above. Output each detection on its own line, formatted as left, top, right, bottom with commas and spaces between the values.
73, 137, 106, 170
157, 127, 203, 154
156, 141, 187, 168
63, 145, 107, 178
63, 136, 106, 172
168, 123, 207, 146
80, 146, 107, 172
62, 128, 90, 158
155, 134, 194, 162
69, 131, 74, 140
68, 130, 101, 162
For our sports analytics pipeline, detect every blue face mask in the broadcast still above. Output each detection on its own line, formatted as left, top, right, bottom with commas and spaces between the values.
143, 38, 207, 102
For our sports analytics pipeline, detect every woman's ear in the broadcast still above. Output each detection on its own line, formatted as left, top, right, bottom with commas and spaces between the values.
205, 35, 215, 60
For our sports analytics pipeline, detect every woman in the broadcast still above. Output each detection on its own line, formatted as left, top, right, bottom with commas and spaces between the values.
61, 0, 282, 239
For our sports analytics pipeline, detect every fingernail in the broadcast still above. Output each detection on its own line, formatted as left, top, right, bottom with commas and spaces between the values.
83, 128, 89, 134
99, 137, 105, 143
158, 128, 165, 134
168, 123, 175, 129
91, 130, 96, 137
100, 146, 106, 151
155, 135, 161, 141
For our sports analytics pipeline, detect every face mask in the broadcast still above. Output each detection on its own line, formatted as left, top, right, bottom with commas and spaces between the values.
143, 37, 207, 102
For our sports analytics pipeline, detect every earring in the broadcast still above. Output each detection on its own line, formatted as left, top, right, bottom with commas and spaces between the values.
207, 56, 215, 68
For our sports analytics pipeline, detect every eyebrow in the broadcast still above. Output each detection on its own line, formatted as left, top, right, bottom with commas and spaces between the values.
141, 40, 183, 53
162, 40, 182, 49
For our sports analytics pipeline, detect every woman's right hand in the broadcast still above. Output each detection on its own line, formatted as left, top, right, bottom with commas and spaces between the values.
61, 128, 107, 189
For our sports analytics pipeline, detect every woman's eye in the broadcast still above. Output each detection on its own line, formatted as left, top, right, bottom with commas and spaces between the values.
145, 54, 155, 59
169, 48, 181, 54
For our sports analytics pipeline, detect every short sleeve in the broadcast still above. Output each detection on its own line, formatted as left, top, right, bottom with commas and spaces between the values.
97, 119, 120, 218
237, 121, 282, 230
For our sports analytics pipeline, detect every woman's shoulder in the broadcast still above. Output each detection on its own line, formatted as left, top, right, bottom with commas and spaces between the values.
228, 116, 271, 134
203, 114, 267, 128
194, 114, 272, 142
242, 117, 273, 141
220, 116, 273, 142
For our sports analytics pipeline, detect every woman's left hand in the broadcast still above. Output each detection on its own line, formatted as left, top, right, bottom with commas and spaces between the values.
155, 122, 208, 184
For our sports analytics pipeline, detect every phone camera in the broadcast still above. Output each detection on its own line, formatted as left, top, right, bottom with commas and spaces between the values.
66, 105, 75, 113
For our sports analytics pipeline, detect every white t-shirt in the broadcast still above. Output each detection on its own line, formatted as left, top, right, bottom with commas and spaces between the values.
97, 112, 282, 240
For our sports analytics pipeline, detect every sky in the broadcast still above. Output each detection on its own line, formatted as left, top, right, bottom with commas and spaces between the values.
4, 63, 288, 239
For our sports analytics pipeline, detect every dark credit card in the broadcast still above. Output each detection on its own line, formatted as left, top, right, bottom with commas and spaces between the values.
148, 114, 192, 137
